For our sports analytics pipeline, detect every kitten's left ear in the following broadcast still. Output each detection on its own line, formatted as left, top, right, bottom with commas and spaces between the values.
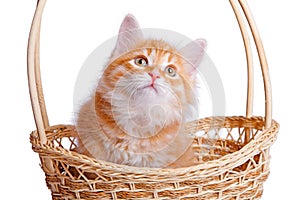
112, 14, 143, 58
179, 39, 207, 74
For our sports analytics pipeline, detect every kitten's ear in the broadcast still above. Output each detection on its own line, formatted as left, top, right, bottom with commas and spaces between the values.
112, 14, 143, 58
179, 39, 207, 75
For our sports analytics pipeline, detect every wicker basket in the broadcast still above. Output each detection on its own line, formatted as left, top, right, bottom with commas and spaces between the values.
28, 0, 279, 199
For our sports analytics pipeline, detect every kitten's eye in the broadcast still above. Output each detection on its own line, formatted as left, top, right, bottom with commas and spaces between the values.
134, 56, 148, 67
164, 65, 177, 77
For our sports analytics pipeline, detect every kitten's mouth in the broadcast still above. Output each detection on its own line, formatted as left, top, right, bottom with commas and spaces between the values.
142, 84, 159, 93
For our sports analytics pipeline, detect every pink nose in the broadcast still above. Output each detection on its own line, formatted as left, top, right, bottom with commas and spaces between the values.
148, 72, 160, 87
148, 72, 160, 80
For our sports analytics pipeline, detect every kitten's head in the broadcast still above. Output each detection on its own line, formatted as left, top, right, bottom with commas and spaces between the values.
95, 14, 207, 137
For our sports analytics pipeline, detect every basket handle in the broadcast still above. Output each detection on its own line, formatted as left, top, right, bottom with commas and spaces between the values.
231, 0, 272, 129
27, 0, 272, 144
28, 0, 55, 172
28, 0, 48, 143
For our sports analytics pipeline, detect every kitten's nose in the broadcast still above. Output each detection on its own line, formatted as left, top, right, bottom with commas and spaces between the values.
148, 72, 160, 84
148, 72, 160, 80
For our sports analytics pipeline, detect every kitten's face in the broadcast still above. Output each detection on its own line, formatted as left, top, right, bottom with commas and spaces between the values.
96, 42, 199, 138
107, 41, 194, 105
94, 14, 207, 137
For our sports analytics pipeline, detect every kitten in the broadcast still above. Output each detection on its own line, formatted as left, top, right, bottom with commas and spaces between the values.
75, 14, 207, 168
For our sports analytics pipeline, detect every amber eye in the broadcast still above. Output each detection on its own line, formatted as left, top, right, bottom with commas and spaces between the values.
164, 65, 177, 77
134, 56, 148, 67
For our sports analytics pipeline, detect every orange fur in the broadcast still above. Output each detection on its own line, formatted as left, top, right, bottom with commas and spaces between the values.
75, 14, 206, 168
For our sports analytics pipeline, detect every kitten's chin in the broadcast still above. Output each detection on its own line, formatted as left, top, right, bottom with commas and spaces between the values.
133, 85, 162, 101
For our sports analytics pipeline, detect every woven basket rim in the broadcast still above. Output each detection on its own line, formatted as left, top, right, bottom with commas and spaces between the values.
31, 116, 279, 178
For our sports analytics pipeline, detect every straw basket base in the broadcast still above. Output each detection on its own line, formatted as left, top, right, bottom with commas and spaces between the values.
30, 116, 279, 200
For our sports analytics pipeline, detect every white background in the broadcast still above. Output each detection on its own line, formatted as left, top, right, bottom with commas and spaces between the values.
1, 0, 299, 199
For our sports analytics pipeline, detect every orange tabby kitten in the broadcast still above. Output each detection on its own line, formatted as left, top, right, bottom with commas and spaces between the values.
76, 14, 207, 168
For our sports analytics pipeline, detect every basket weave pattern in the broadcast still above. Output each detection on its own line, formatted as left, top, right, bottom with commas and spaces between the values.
30, 116, 278, 199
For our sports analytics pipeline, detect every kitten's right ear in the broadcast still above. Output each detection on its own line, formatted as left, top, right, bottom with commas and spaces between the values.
179, 38, 207, 77
112, 14, 143, 58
